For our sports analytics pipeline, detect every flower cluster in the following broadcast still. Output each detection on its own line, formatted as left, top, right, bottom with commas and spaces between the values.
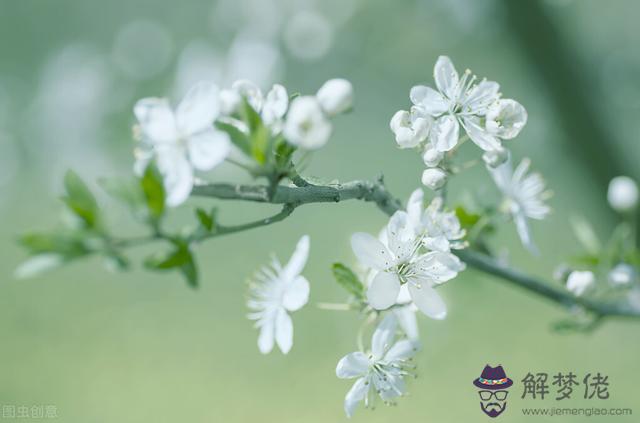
390, 56, 527, 190
248, 235, 311, 354
351, 189, 466, 319
336, 314, 419, 417
133, 78, 353, 206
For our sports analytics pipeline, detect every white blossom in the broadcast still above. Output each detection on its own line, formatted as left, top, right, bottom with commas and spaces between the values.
225, 80, 289, 134
410, 56, 502, 152
390, 109, 431, 149
134, 82, 231, 207
248, 235, 311, 354
405, 189, 466, 252
607, 176, 638, 212
351, 211, 464, 319
317, 78, 353, 116
336, 314, 419, 417
421, 168, 447, 190
566, 270, 595, 296
485, 99, 527, 140
489, 157, 550, 253
608, 263, 636, 286
283, 96, 332, 150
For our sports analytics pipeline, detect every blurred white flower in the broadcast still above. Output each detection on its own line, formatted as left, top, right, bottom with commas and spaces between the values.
421, 168, 447, 190
607, 176, 638, 212
390, 109, 431, 149
316, 78, 353, 116
112, 20, 174, 81
134, 82, 231, 206
284, 96, 332, 149
608, 263, 636, 286
566, 270, 595, 296
410, 56, 502, 152
336, 314, 419, 417
284, 10, 333, 62
351, 211, 464, 318
248, 235, 311, 354
228, 80, 289, 133
482, 145, 510, 168
489, 158, 550, 254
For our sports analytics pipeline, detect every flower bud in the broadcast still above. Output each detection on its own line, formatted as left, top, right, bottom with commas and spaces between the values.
421, 168, 447, 190
566, 270, 594, 296
608, 263, 636, 286
607, 176, 638, 212
316, 78, 353, 116
482, 146, 510, 168
423, 146, 444, 167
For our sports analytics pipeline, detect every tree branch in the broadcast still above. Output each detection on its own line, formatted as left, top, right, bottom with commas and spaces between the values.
191, 177, 640, 320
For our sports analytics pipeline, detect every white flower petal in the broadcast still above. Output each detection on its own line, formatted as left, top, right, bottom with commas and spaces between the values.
134, 98, 178, 143
156, 149, 194, 207
464, 80, 500, 115
394, 306, 419, 340
275, 308, 293, 354
410, 85, 449, 115
336, 352, 369, 379
187, 129, 231, 171
406, 188, 424, 231
421, 168, 447, 190
433, 56, 459, 100
431, 115, 459, 152
367, 272, 401, 311
350, 233, 392, 270
408, 283, 447, 319
176, 82, 220, 135
282, 276, 310, 312
282, 235, 310, 282
344, 377, 369, 418
283, 96, 332, 150
515, 211, 538, 255
566, 271, 595, 296
232, 79, 263, 112
257, 313, 275, 354
371, 313, 397, 359
384, 339, 419, 362
316, 78, 353, 116
461, 116, 501, 152
262, 84, 289, 124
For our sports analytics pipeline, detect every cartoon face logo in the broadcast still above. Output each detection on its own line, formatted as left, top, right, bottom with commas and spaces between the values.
472, 365, 513, 418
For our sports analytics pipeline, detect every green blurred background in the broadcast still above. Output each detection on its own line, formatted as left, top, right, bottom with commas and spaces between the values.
1, 0, 639, 421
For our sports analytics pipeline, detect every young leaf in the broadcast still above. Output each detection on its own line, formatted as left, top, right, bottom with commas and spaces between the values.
332, 263, 365, 299
195, 207, 216, 232
240, 98, 270, 164
140, 165, 165, 221
62, 170, 100, 229
144, 241, 199, 288
99, 177, 145, 215
215, 121, 251, 156
20, 231, 90, 258
455, 206, 480, 230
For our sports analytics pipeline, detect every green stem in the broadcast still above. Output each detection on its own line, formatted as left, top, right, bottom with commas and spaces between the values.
191, 177, 640, 319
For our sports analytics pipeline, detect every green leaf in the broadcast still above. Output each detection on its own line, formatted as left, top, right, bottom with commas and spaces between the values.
455, 206, 480, 230
240, 99, 271, 164
332, 263, 364, 299
215, 121, 251, 156
195, 207, 216, 232
570, 215, 601, 255
273, 137, 295, 169
140, 165, 165, 221
144, 241, 198, 288
20, 231, 90, 258
62, 170, 100, 229
99, 177, 145, 214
